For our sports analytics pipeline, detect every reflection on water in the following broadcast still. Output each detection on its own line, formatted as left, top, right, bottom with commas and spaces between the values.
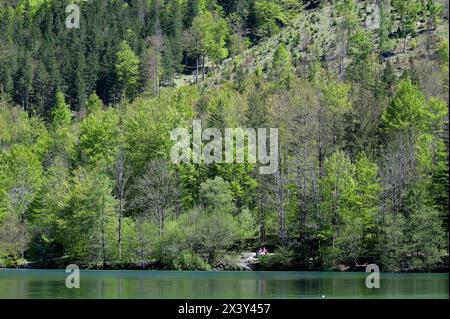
0, 269, 448, 299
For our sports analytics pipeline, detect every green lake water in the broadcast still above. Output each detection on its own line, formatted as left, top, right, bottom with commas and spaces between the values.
0, 269, 448, 299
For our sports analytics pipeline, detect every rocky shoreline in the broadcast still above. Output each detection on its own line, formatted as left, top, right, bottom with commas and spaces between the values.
2, 253, 448, 273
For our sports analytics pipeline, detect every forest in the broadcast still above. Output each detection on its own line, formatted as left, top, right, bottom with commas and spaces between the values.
0, 0, 448, 272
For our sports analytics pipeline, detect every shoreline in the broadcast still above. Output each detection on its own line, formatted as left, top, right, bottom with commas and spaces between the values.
1, 265, 448, 273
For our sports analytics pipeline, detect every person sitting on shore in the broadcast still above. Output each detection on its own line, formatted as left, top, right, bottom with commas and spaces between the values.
256, 248, 263, 257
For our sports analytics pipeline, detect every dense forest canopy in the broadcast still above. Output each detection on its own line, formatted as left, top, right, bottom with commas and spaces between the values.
0, 0, 448, 272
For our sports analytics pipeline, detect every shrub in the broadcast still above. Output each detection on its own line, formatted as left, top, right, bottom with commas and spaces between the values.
172, 251, 211, 270
199, 177, 234, 214
154, 219, 189, 267
259, 245, 295, 270
235, 209, 258, 240
193, 211, 238, 262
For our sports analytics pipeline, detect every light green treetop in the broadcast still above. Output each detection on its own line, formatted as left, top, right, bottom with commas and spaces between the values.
52, 91, 72, 128
115, 41, 140, 99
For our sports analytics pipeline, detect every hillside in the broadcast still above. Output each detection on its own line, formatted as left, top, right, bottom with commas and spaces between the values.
207, 1, 448, 87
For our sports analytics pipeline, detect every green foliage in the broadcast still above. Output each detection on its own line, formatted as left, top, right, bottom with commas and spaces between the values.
0, 0, 447, 273
154, 218, 191, 267
78, 108, 120, 167
52, 92, 72, 128
58, 167, 116, 265
349, 29, 372, 63
0, 104, 47, 148
215, 162, 258, 211
154, 207, 236, 266
0, 144, 43, 220
427, 97, 448, 131
317, 152, 394, 268
235, 209, 258, 239
403, 182, 445, 270
379, 213, 407, 271
175, 162, 201, 208
382, 79, 427, 132
254, 0, 288, 38
0, 214, 30, 265
102, 216, 136, 263
380, 179, 446, 271
172, 251, 211, 270
199, 177, 234, 214
350, 154, 382, 257
115, 41, 140, 99
191, 11, 230, 64
252, 0, 301, 39
26, 156, 69, 262
271, 44, 292, 87
85, 93, 103, 115
378, 1, 395, 54
392, 0, 422, 37
436, 39, 449, 91
336, 0, 359, 36
437, 40, 449, 72
125, 87, 195, 174
193, 211, 237, 261
319, 150, 356, 220
258, 245, 295, 270
134, 217, 159, 266
405, 206, 444, 270
323, 79, 352, 115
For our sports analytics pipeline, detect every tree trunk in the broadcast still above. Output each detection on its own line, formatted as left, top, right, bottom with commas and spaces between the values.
118, 199, 123, 261
318, 110, 324, 175
403, 34, 408, 53
237, 34, 241, 56
298, 183, 307, 242
101, 195, 106, 267
195, 55, 199, 83
318, 139, 324, 174
275, 171, 288, 245
258, 201, 266, 245
158, 209, 164, 237
202, 54, 206, 81
333, 120, 337, 146
116, 147, 128, 262
155, 61, 159, 96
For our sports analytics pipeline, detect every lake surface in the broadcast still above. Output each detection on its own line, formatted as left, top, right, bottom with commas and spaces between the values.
0, 269, 448, 299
